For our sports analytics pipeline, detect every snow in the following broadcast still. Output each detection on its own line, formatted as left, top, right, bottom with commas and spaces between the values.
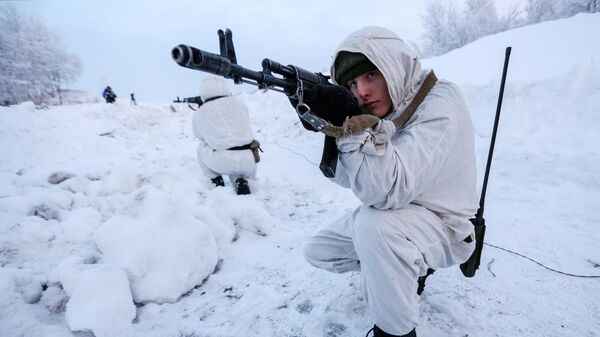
63, 264, 136, 337
1, 13, 599, 337
93, 185, 220, 304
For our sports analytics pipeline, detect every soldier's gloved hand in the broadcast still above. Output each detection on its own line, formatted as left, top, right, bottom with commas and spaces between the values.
301, 84, 363, 127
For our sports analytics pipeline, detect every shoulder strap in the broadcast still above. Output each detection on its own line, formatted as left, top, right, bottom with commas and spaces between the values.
203, 95, 227, 104
391, 70, 438, 129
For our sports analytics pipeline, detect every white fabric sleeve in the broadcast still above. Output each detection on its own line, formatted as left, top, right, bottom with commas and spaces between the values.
335, 107, 455, 210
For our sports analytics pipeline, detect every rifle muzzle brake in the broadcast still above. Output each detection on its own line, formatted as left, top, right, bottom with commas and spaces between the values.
171, 44, 232, 77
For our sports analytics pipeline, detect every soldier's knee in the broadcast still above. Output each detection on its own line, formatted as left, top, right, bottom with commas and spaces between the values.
353, 206, 388, 243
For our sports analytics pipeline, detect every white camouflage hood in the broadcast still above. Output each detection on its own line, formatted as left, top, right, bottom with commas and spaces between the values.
330, 26, 423, 116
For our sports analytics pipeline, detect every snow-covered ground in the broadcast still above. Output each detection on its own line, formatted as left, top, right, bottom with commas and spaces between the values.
1, 13, 599, 337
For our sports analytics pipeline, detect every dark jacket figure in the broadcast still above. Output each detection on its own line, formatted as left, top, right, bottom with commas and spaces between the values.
130, 93, 137, 106
102, 86, 117, 103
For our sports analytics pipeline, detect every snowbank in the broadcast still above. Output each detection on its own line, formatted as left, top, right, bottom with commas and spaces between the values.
94, 185, 219, 304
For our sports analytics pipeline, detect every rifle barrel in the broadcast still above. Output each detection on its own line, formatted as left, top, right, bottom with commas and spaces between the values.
172, 45, 294, 93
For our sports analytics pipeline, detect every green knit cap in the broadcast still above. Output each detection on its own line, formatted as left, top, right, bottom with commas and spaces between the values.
334, 51, 377, 87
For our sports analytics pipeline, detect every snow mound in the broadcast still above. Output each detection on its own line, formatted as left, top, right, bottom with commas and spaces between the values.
93, 186, 219, 304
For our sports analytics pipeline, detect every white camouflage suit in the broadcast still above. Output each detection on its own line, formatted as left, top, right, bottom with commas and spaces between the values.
192, 77, 257, 183
303, 26, 478, 335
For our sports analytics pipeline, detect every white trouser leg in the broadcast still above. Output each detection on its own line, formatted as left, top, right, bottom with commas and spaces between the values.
197, 143, 257, 180
303, 207, 361, 273
196, 158, 221, 180
304, 204, 474, 335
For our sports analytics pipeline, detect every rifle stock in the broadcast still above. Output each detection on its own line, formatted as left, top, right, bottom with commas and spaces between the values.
171, 29, 338, 178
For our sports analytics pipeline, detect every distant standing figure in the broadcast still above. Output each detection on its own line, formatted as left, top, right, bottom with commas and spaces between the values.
192, 76, 260, 195
102, 86, 117, 103
130, 93, 137, 106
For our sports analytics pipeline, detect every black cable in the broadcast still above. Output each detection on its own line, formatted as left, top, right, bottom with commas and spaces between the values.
484, 242, 600, 278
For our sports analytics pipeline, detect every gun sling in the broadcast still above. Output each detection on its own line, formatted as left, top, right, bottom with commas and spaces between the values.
202, 95, 227, 104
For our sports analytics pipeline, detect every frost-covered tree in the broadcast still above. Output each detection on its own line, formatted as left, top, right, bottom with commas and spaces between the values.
420, 0, 521, 57
497, 3, 525, 31
526, 0, 560, 23
421, 0, 467, 57
561, 0, 599, 14
420, 0, 597, 58
0, 4, 81, 105
527, 0, 598, 23
464, 0, 500, 40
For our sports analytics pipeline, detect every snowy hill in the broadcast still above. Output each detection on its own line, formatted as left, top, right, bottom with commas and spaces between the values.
423, 13, 600, 85
1, 13, 599, 337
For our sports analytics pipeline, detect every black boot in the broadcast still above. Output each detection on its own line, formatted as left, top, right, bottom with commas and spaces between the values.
234, 177, 251, 195
417, 268, 435, 295
366, 325, 416, 337
211, 176, 225, 187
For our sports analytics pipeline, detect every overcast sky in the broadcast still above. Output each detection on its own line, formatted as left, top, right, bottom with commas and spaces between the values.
8, 0, 429, 102
11, 0, 523, 103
